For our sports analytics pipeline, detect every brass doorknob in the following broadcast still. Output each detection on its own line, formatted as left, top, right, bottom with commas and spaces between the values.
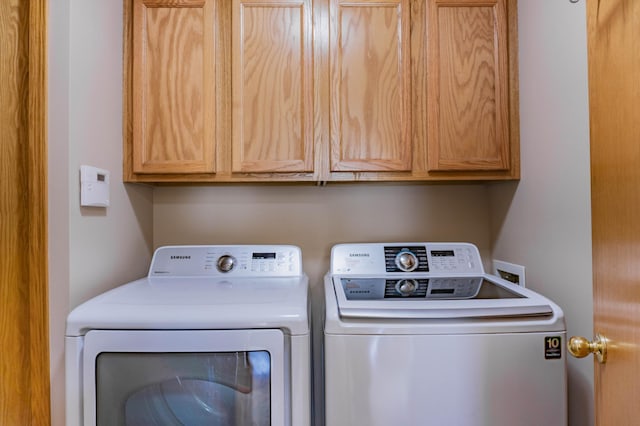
568, 333, 608, 364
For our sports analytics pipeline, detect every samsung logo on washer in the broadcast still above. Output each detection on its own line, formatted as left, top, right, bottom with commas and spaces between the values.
349, 253, 370, 257
170, 255, 191, 260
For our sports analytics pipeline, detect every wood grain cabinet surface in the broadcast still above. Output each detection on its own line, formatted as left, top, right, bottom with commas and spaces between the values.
426, 0, 513, 174
232, 0, 314, 175
124, 0, 519, 183
328, 0, 412, 174
129, 0, 217, 175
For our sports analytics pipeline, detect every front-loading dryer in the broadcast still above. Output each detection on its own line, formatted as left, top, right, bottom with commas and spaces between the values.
66, 245, 310, 426
324, 242, 567, 426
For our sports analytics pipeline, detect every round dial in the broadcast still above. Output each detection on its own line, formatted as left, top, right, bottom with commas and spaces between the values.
216, 255, 236, 273
395, 251, 418, 272
396, 279, 418, 296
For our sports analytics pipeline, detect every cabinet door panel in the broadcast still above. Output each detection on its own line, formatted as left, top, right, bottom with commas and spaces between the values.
330, 0, 411, 172
427, 0, 509, 171
132, 0, 216, 174
232, 0, 314, 173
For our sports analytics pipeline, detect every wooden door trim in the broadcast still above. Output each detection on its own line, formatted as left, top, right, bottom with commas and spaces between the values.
0, 0, 51, 423
27, 0, 51, 423
25, 0, 51, 425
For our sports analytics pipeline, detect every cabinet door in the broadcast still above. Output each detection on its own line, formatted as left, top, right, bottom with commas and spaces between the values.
427, 0, 510, 172
132, 0, 216, 174
329, 0, 412, 172
232, 0, 314, 173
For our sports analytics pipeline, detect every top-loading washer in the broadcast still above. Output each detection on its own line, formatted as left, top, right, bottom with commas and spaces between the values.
324, 242, 567, 426
66, 245, 310, 426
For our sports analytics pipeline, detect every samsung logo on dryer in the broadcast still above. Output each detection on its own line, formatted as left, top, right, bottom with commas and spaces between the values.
170, 255, 191, 260
349, 253, 370, 257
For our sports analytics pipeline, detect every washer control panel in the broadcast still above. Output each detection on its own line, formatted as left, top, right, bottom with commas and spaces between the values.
149, 245, 302, 277
331, 242, 484, 275
385, 246, 429, 272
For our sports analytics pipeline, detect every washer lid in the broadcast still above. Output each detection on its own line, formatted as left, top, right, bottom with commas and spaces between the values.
332, 275, 554, 319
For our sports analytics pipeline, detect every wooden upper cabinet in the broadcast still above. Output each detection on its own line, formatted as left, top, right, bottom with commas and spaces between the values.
232, 0, 314, 173
123, 0, 519, 182
426, 0, 511, 172
131, 0, 216, 174
329, 0, 412, 172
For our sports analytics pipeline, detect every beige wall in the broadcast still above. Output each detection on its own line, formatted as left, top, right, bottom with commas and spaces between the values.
66, 0, 154, 310
48, 1, 154, 425
489, 1, 593, 425
153, 184, 493, 287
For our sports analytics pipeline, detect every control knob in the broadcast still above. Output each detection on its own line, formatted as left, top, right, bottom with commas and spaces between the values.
217, 255, 236, 273
396, 279, 418, 296
395, 251, 418, 272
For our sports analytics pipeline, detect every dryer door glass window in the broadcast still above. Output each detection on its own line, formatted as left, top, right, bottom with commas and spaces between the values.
96, 351, 270, 426
82, 329, 286, 426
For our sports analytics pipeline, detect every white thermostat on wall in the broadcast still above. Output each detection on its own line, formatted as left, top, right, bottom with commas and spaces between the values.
80, 165, 110, 207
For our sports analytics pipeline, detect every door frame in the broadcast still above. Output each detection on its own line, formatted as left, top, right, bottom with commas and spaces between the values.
26, 1, 50, 422
0, 0, 50, 424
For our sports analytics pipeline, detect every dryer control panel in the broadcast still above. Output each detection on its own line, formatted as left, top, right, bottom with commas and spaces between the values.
331, 243, 484, 276
149, 245, 302, 277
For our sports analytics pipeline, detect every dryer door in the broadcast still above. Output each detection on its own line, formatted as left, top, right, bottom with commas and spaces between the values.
82, 329, 285, 426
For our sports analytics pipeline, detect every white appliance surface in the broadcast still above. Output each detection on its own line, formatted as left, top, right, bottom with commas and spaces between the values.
67, 245, 307, 336
66, 275, 309, 335
324, 242, 567, 426
66, 245, 310, 426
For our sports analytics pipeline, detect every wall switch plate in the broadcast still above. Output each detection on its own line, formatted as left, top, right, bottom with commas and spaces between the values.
492, 259, 525, 287
80, 165, 110, 207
